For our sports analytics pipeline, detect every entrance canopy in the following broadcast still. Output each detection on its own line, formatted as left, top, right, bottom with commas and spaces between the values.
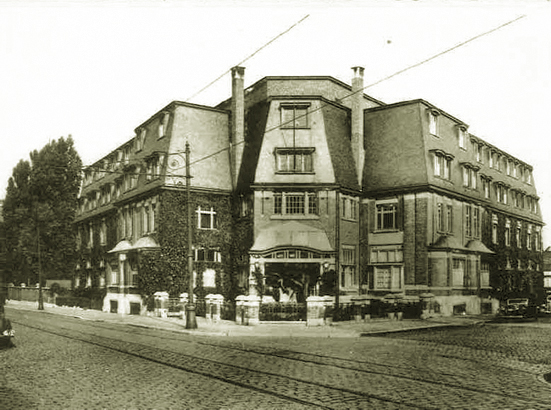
251, 221, 333, 253
108, 237, 160, 253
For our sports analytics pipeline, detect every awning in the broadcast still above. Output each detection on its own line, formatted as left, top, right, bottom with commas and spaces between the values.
133, 236, 160, 250
108, 237, 160, 253
465, 240, 495, 254
108, 240, 133, 253
430, 235, 468, 252
251, 220, 333, 253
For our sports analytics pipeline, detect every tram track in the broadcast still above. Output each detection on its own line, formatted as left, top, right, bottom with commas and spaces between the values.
11, 313, 551, 410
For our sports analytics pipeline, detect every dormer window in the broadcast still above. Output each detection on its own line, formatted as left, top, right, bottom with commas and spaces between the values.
461, 163, 478, 189
158, 112, 170, 139
136, 128, 146, 152
428, 109, 439, 136
280, 104, 310, 128
275, 147, 314, 173
457, 125, 468, 149
431, 149, 453, 180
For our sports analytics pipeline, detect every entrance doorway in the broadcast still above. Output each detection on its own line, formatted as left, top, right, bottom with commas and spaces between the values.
264, 262, 320, 303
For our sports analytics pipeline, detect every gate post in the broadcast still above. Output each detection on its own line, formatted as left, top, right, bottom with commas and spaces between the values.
154, 291, 169, 318
245, 295, 261, 325
236, 295, 246, 325
306, 296, 326, 326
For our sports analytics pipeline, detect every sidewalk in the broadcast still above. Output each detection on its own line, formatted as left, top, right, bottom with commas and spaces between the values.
4, 300, 490, 338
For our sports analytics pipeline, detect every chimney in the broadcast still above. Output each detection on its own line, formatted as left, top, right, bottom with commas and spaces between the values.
351, 66, 365, 187
231, 66, 245, 189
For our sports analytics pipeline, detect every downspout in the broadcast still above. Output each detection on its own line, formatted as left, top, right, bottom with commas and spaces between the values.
335, 191, 341, 313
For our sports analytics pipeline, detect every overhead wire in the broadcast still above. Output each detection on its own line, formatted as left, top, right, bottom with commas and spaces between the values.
81, 14, 526, 178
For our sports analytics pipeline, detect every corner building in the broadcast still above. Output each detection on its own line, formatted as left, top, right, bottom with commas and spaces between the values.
75, 67, 543, 316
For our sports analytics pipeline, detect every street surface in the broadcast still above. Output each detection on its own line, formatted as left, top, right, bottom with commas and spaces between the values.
2, 308, 551, 409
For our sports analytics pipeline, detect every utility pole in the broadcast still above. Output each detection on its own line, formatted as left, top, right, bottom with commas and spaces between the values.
185, 142, 197, 329
37, 221, 44, 310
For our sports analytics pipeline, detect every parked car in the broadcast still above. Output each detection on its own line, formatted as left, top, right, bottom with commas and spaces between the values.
500, 298, 537, 319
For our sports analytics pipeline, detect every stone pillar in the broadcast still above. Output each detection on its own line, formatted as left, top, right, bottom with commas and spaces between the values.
154, 291, 169, 318
351, 296, 371, 322
306, 296, 326, 326
323, 296, 334, 325
245, 295, 261, 325
235, 295, 246, 325
206, 294, 224, 322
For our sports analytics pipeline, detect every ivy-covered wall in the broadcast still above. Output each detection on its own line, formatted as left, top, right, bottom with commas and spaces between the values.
74, 210, 118, 290
483, 209, 544, 301
136, 189, 234, 304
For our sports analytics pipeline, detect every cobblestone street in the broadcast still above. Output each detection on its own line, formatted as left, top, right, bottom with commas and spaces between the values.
2, 307, 551, 409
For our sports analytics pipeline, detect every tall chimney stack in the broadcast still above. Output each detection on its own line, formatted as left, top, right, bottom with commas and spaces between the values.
231, 66, 245, 190
351, 66, 365, 187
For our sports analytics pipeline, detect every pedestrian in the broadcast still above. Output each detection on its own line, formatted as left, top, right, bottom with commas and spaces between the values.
0, 304, 15, 349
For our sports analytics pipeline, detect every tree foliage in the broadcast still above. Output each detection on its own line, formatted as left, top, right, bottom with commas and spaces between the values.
2, 137, 82, 285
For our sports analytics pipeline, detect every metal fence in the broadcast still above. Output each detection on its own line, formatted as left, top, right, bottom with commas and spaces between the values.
259, 302, 307, 322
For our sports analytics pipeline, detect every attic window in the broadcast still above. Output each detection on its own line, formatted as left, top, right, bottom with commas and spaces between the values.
428, 109, 440, 136
275, 147, 315, 173
280, 104, 310, 128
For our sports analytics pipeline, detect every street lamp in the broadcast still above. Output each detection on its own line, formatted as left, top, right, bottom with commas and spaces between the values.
185, 142, 197, 329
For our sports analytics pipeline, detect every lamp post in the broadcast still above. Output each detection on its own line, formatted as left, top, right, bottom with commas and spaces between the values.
37, 222, 44, 310
185, 142, 197, 329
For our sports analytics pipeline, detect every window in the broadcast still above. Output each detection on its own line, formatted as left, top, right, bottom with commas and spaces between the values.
516, 223, 521, 247
495, 183, 509, 204
88, 223, 94, 248
437, 203, 453, 233
194, 248, 222, 263
505, 219, 511, 246
158, 112, 170, 138
146, 153, 165, 181
197, 206, 217, 230
482, 177, 491, 199
428, 110, 439, 136
458, 125, 468, 149
492, 214, 498, 244
275, 148, 314, 173
281, 104, 309, 128
374, 266, 402, 290
462, 164, 477, 189
465, 204, 472, 237
476, 144, 482, 163
473, 207, 480, 238
341, 196, 358, 220
452, 258, 465, 288
481, 262, 490, 287
341, 246, 357, 288
136, 129, 146, 152
535, 226, 541, 251
202, 269, 216, 288
527, 224, 532, 250
433, 151, 452, 180
376, 202, 398, 230
273, 192, 318, 216
100, 220, 107, 246
370, 247, 403, 264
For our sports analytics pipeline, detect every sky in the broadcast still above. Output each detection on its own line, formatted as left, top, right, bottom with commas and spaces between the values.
1, 0, 550, 243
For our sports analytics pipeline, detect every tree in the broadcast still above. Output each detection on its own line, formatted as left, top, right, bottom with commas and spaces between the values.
2, 160, 33, 285
2, 137, 82, 285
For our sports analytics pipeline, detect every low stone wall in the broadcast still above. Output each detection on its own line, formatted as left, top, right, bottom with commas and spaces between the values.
7, 286, 55, 304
